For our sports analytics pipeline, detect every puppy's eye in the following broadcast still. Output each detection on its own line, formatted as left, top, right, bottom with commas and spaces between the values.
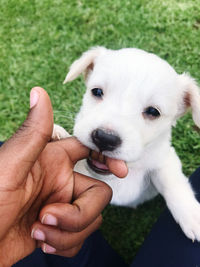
91, 88, 103, 98
143, 106, 161, 119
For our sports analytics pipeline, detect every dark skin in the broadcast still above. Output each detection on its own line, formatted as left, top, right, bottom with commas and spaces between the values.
0, 87, 128, 266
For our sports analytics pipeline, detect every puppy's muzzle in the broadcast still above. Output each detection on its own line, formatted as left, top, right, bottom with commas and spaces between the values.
91, 128, 122, 152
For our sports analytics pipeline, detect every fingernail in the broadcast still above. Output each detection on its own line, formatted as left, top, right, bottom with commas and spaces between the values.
30, 89, 39, 108
41, 214, 58, 226
43, 243, 56, 254
31, 228, 45, 241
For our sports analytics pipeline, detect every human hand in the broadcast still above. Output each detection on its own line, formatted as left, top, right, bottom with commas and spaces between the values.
0, 87, 128, 266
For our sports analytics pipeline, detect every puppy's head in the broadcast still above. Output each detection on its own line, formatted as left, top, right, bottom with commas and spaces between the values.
64, 47, 200, 167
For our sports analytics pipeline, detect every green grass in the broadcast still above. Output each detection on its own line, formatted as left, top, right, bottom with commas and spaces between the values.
1, 0, 200, 264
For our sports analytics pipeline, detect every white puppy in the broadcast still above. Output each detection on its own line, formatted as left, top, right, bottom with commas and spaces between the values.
54, 47, 200, 242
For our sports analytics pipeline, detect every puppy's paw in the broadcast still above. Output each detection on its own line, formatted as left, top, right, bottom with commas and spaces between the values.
177, 203, 200, 242
52, 124, 71, 141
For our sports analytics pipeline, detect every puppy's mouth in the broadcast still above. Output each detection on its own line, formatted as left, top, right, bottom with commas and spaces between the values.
87, 150, 111, 175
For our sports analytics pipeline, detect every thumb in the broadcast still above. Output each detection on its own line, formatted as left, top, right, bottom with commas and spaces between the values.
0, 87, 53, 174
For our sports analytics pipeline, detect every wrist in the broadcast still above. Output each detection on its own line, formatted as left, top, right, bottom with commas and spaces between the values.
0, 244, 17, 267
0, 231, 35, 267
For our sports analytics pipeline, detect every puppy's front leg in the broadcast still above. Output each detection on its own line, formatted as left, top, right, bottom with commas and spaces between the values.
52, 124, 71, 141
151, 147, 200, 242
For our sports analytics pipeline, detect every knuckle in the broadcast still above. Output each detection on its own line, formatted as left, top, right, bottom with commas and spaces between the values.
58, 241, 68, 251
49, 232, 69, 251
72, 218, 84, 232
35, 129, 52, 143
16, 124, 51, 144
97, 181, 113, 202
96, 215, 103, 228
104, 183, 113, 198
64, 246, 82, 257
70, 206, 86, 232
16, 111, 51, 143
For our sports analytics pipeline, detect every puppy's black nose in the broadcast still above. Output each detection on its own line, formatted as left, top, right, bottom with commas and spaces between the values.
91, 129, 122, 151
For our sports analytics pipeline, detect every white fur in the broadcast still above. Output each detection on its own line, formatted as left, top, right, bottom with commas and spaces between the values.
52, 124, 71, 140
55, 47, 200, 241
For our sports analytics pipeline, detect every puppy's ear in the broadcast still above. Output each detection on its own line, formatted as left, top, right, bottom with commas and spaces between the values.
63, 47, 106, 84
178, 73, 200, 127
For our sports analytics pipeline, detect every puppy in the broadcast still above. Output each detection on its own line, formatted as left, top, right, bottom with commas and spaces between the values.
54, 47, 200, 241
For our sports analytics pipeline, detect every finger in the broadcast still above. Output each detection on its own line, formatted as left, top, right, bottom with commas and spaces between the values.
38, 173, 112, 232
57, 137, 128, 177
56, 137, 89, 164
42, 242, 83, 257
106, 157, 128, 178
31, 215, 102, 251
0, 87, 53, 174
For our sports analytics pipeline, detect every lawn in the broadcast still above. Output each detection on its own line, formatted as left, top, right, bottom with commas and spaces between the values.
1, 0, 200, 264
